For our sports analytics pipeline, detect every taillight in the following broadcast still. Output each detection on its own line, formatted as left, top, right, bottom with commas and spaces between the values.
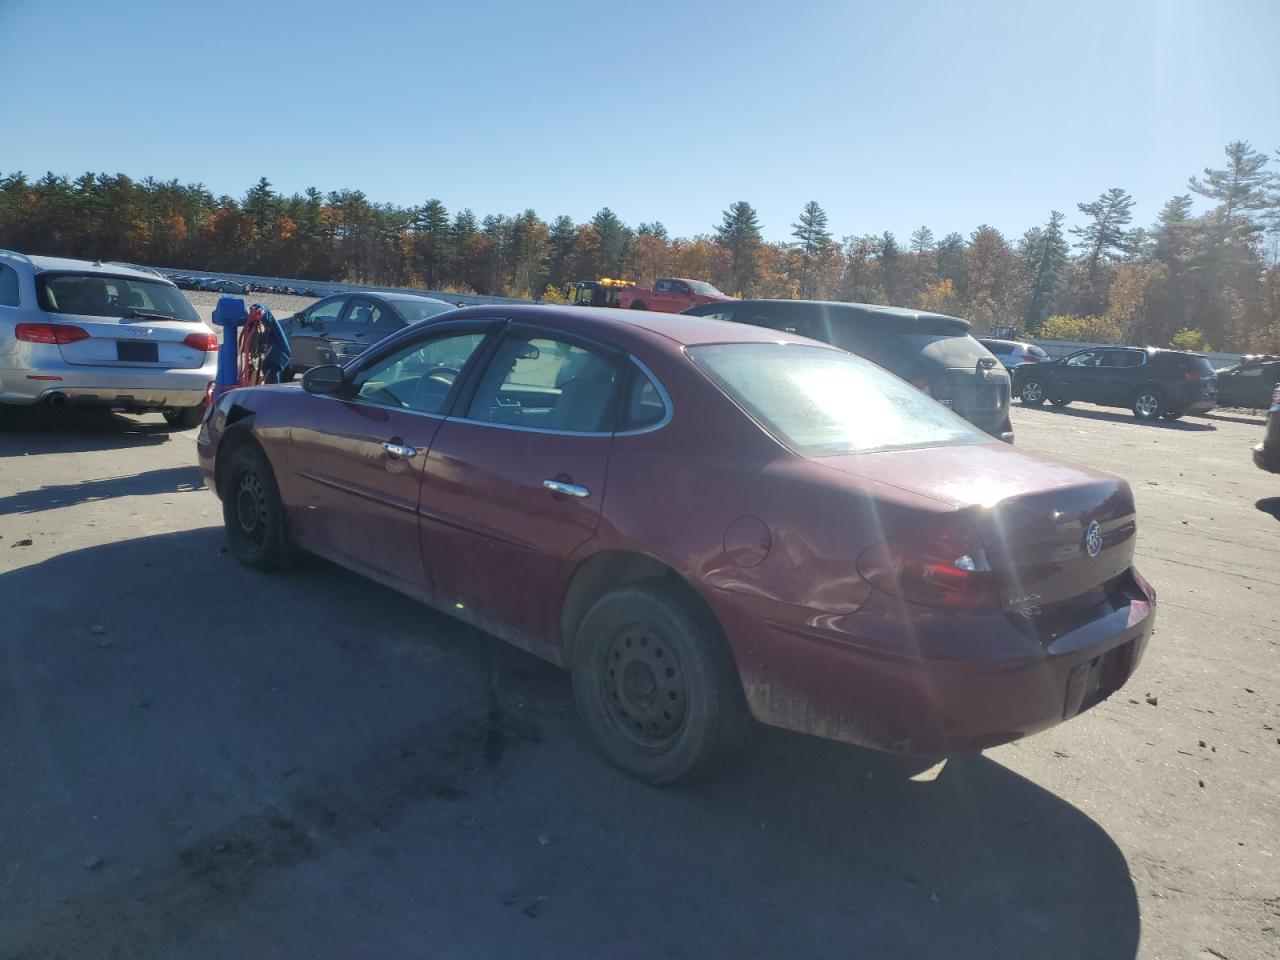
857, 516, 998, 612
183, 331, 220, 351
15, 323, 90, 345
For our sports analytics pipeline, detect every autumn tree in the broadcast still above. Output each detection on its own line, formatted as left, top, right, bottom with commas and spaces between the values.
716, 201, 763, 294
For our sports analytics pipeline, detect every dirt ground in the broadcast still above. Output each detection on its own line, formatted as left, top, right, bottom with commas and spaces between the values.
0, 398, 1276, 960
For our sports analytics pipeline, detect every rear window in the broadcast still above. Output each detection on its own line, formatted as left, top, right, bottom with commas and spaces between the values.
688, 342, 988, 456
983, 341, 1015, 355
895, 332, 993, 371
1157, 353, 1215, 376
36, 272, 200, 322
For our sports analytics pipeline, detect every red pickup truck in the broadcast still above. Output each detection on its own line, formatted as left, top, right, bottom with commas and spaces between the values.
616, 277, 731, 313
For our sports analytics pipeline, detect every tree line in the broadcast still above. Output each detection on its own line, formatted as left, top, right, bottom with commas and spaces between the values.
2, 141, 1278, 351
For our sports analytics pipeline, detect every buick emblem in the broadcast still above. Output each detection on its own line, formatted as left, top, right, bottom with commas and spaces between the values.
1084, 520, 1103, 558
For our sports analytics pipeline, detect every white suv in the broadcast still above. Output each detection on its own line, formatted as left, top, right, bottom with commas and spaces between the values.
0, 250, 217, 428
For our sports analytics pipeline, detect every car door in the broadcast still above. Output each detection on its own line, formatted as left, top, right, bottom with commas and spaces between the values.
1056, 349, 1104, 401
1092, 349, 1134, 406
289, 296, 347, 370
417, 322, 622, 653
285, 320, 499, 593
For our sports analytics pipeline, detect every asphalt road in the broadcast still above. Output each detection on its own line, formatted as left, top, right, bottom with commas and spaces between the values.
1, 400, 1276, 960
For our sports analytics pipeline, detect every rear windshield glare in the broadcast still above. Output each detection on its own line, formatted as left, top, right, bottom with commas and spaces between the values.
688, 342, 989, 456
895, 331, 995, 371
36, 272, 200, 322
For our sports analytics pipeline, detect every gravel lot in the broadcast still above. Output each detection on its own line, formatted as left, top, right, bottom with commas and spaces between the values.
0, 399, 1276, 960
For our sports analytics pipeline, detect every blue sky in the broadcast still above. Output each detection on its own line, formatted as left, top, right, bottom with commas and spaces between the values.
3, 0, 1278, 243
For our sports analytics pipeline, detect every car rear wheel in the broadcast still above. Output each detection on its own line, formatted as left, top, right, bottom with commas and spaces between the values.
1019, 380, 1046, 405
571, 582, 749, 784
1132, 389, 1165, 420
163, 405, 206, 430
221, 443, 292, 571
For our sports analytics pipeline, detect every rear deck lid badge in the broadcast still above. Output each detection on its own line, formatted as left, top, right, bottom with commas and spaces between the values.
1084, 520, 1103, 558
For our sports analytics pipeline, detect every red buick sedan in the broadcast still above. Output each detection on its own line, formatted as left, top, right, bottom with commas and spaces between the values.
197, 305, 1156, 783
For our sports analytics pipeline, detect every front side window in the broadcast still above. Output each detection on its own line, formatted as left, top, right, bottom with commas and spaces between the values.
466, 332, 620, 433
1066, 350, 1103, 367
352, 330, 488, 414
689, 342, 987, 457
305, 298, 345, 326
655, 280, 673, 292
686, 280, 724, 296
36, 273, 199, 321
345, 299, 380, 327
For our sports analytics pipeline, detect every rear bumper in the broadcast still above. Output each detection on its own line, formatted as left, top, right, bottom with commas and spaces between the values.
712, 570, 1156, 755
1, 358, 214, 408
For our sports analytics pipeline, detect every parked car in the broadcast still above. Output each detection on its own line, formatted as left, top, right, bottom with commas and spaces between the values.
1253, 383, 1280, 473
281, 291, 455, 376
0, 250, 217, 427
977, 337, 1050, 371
684, 300, 1013, 441
615, 277, 731, 313
199, 278, 249, 294
198, 304, 1155, 783
1014, 346, 1217, 421
1215, 354, 1280, 409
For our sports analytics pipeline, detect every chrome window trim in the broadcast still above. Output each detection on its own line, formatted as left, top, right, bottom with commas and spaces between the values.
616, 355, 674, 436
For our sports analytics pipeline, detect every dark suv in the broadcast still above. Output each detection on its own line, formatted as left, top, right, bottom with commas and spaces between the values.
683, 300, 1012, 441
1014, 346, 1217, 421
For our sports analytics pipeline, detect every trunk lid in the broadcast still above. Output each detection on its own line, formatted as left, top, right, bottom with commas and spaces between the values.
815, 443, 1137, 611
54, 313, 212, 370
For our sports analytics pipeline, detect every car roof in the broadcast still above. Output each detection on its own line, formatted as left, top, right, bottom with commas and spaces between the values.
375, 292, 453, 305
979, 338, 1028, 347
724, 299, 971, 330
19, 253, 172, 283
441, 303, 822, 351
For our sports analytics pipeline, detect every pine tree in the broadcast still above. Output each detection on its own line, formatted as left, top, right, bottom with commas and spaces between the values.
715, 201, 763, 293
1021, 211, 1068, 329
591, 207, 632, 275
791, 201, 831, 255
936, 231, 967, 291
547, 215, 577, 287
411, 198, 449, 288
877, 231, 903, 303
1072, 188, 1136, 276
637, 221, 668, 239
1189, 140, 1273, 222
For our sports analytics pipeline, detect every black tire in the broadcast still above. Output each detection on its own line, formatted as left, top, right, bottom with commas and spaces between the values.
1049, 398, 1071, 407
1132, 388, 1165, 421
220, 442, 292, 571
630, 301, 647, 310
163, 404, 206, 430
1019, 379, 1046, 406
571, 582, 749, 784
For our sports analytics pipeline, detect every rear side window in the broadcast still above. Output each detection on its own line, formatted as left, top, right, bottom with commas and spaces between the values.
0, 264, 19, 306
689, 342, 986, 456
1157, 353, 1214, 377
1028, 345, 1049, 360
622, 364, 668, 431
984, 341, 1014, 355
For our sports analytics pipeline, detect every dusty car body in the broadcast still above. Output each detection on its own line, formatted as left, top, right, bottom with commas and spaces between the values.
198, 305, 1156, 781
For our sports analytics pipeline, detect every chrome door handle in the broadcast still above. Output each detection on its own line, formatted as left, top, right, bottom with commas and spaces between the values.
543, 479, 589, 498
383, 441, 418, 458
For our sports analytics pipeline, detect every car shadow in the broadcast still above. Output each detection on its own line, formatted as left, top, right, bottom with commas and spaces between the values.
0, 407, 176, 457
1, 529, 1140, 960
1205, 408, 1268, 426
0, 465, 205, 514
1256, 498, 1280, 521
1018, 402, 1215, 431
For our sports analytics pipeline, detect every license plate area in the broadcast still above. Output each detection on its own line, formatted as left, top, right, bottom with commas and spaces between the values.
117, 340, 159, 363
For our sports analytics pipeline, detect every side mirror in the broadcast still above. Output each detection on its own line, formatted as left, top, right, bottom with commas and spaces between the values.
302, 364, 345, 395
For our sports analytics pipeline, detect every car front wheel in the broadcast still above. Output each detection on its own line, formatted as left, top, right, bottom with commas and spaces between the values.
571, 582, 749, 784
1020, 380, 1046, 405
221, 442, 292, 570
1132, 389, 1165, 420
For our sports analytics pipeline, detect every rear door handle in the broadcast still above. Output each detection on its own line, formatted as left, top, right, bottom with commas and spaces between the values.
383, 441, 418, 458
543, 479, 589, 498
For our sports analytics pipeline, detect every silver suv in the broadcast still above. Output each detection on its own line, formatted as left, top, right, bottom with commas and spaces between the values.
0, 250, 217, 428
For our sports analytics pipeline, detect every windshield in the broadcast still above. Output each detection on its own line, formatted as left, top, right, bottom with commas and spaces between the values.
391, 299, 455, 324
686, 280, 723, 296
689, 342, 988, 456
36, 272, 200, 322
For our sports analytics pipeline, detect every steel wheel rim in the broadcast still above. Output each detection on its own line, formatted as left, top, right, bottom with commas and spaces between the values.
1022, 382, 1042, 402
598, 623, 687, 748
1136, 394, 1158, 417
234, 470, 268, 546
